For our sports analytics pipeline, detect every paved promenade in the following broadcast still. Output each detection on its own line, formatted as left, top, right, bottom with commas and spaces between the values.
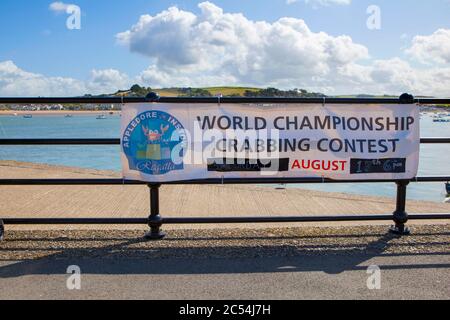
0, 226, 449, 299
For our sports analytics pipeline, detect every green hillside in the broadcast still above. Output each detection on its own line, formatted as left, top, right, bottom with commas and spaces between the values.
202, 87, 261, 96
117, 85, 324, 98
153, 87, 261, 97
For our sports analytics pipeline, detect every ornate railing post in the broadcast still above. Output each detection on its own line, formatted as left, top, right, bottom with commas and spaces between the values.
390, 180, 411, 235
145, 184, 166, 240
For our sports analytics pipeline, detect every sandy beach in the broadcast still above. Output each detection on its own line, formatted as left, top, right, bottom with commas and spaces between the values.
0, 160, 448, 231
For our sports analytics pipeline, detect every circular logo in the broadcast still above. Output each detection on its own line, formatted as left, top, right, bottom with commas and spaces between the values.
122, 110, 186, 175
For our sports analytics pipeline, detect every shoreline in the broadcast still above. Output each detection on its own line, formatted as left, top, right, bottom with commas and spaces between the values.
0, 105, 449, 116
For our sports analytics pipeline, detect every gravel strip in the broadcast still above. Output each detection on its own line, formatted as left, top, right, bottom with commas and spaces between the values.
0, 225, 449, 261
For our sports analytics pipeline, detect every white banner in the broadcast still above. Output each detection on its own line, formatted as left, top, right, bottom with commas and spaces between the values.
121, 103, 419, 182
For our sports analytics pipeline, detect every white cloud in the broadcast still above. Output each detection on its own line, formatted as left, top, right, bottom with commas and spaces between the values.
87, 69, 130, 93
49, 2, 72, 13
333, 58, 450, 97
406, 29, 450, 64
117, 2, 368, 90
0, 60, 85, 96
115, 2, 450, 97
0, 61, 129, 97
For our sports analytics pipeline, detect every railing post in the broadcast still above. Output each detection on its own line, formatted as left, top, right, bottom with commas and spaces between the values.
145, 184, 166, 240
390, 180, 411, 235
0, 219, 4, 241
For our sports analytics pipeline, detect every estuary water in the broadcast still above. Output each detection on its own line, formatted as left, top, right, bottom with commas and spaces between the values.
0, 113, 449, 202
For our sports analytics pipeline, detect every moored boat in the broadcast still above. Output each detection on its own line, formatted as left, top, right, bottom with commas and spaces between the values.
433, 117, 450, 123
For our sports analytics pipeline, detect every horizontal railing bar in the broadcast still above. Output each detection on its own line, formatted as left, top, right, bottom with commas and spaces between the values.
1, 96, 450, 104
1, 218, 148, 225
0, 138, 449, 145
420, 138, 450, 144
413, 176, 450, 182
0, 139, 121, 145
0, 179, 144, 185
162, 214, 450, 224
0, 176, 448, 186
2, 214, 449, 225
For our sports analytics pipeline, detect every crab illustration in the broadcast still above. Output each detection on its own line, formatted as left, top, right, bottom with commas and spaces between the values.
142, 124, 170, 142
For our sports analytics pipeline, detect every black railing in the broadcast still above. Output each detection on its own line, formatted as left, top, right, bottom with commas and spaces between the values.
1, 137, 449, 146
0, 94, 449, 240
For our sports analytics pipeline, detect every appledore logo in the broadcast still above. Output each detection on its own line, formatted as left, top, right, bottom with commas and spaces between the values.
122, 110, 186, 175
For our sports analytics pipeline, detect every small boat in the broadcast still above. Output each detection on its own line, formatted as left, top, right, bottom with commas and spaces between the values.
96, 114, 107, 120
432, 113, 450, 122
23, 114, 33, 119
433, 117, 450, 123
65, 114, 73, 118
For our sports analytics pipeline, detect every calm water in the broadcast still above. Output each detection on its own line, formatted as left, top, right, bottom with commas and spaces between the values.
0, 113, 449, 202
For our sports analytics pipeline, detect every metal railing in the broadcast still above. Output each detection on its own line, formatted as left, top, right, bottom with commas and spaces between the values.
0, 94, 449, 240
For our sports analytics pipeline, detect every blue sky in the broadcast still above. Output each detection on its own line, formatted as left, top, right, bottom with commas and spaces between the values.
1, 0, 450, 96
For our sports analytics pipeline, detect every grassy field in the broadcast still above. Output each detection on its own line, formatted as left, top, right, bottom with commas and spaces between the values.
203, 86, 260, 96
152, 88, 182, 97
153, 87, 261, 97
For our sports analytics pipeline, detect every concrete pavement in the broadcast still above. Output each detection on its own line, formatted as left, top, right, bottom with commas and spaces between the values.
0, 225, 449, 300
0, 254, 449, 300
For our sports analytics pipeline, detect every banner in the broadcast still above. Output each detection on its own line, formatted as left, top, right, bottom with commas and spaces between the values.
121, 103, 419, 182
